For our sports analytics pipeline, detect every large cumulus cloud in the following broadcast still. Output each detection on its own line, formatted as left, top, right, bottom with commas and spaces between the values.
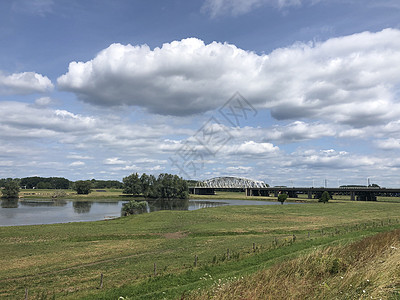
58, 29, 400, 127
58, 38, 263, 115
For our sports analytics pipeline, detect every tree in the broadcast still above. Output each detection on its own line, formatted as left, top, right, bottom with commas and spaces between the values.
175, 175, 189, 199
140, 173, 158, 198
1, 179, 20, 199
73, 180, 92, 194
319, 191, 331, 203
157, 173, 188, 200
278, 193, 288, 205
123, 173, 142, 195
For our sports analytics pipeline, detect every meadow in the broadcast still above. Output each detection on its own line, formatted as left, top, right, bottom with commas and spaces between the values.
1, 199, 400, 299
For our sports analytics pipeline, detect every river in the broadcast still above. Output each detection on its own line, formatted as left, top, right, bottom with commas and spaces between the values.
0, 198, 300, 226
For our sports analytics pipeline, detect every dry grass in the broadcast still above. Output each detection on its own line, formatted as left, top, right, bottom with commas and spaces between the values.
189, 229, 400, 300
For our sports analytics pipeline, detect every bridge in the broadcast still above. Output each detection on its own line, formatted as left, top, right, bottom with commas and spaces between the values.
189, 177, 400, 201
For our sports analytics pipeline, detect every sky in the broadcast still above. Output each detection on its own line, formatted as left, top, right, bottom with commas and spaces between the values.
1, 0, 400, 187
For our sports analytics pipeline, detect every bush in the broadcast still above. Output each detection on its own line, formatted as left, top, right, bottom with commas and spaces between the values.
122, 200, 148, 216
319, 191, 331, 203
278, 193, 288, 205
73, 180, 92, 194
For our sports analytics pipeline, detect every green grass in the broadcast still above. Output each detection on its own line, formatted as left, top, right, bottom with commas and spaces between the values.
1, 201, 400, 299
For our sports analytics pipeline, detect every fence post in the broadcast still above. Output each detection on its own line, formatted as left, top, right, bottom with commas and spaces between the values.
98, 273, 103, 289
194, 255, 198, 267
154, 263, 157, 276
227, 249, 230, 260
25, 288, 28, 300
253, 242, 255, 252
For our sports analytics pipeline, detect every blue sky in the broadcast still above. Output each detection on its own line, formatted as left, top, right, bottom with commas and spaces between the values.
1, 0, 400, 187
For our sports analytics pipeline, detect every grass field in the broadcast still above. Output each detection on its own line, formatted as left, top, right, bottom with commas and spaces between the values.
1, 200, 400, 299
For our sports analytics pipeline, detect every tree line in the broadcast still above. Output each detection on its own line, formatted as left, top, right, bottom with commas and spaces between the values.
0, 177, 123, 190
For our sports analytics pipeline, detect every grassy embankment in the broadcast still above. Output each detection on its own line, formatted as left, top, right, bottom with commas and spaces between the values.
1, 201, 400, 299
189, 228, 400, 299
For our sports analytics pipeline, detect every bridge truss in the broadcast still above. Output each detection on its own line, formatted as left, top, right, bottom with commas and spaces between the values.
196, 176, 267, 189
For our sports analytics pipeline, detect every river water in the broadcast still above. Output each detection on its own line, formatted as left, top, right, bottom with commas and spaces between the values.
0, 198, 298, 226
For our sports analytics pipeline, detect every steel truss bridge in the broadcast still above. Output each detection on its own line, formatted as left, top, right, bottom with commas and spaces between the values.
189, 177, 400, 201
195, 177, 268, 189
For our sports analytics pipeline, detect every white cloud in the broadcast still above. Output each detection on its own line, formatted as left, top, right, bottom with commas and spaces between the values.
133, 158, 168, 164
286, 149, 376, 169
34, 96, 55, 106
58, 38, 264, 116
236, 141, 279, 155
338, 128, 367, 138
375, 138, 400, 150
227, 121, 336, 144
226, 166, 253, 173
69, 161, 85, 167
0, 102, 95, 139
103, 157, 127, 165
67, 154, 93, 160
58, 29, 400, 129
265, 121, 336, 143
0, 71, 53, 95
112, 165, 138, 171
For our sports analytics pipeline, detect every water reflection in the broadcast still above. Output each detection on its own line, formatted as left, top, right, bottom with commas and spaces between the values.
148, 199, 189, 212
20, 200, 67, 207
73, 201, 92, 214
189, 200, 227, 210
1, 198, 19, 208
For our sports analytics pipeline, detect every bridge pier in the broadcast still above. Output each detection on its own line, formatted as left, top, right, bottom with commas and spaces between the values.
308, 191, 312, 199
350, 191, 355, 201
356, 192, 377, 201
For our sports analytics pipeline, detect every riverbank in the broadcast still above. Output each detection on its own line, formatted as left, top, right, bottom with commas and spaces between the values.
1, 201, 400, 299
18, 188, 125, 201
